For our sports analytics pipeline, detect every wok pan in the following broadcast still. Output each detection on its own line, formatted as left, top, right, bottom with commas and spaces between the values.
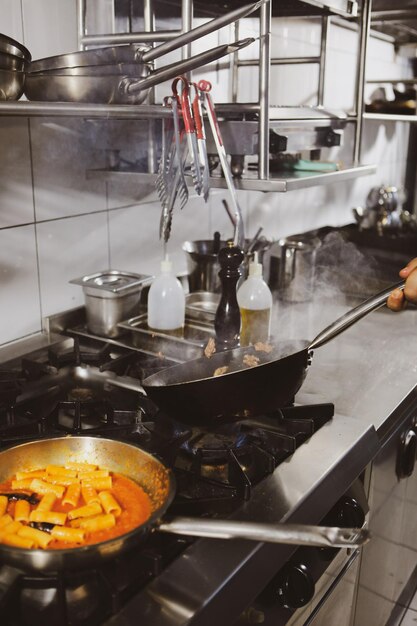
142, 280, 405, 425
0, 436, 368, 574
24, 38, 253, 104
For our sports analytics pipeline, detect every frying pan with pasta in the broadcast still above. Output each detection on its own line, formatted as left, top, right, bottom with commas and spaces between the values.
0, 436, 369, 577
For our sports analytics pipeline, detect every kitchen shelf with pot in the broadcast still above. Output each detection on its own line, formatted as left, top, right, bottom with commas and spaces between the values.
86, 163, 376, 193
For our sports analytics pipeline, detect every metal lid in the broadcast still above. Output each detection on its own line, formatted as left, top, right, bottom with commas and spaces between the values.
70, 270, 152, 296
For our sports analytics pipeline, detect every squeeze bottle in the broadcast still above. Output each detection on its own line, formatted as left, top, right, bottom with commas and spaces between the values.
237, 252, 272, 346
147, 256, 185, 336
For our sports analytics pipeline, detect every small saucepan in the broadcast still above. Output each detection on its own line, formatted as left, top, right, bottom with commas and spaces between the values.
142, 281, 405, 426
0, 436, 368, 575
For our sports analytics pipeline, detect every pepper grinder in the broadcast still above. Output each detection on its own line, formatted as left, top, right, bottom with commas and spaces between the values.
214, 241, 244, 351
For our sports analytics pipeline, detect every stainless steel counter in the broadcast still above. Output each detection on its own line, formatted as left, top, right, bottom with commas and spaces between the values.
0, 299, 414, 625
288, 301, 417, 437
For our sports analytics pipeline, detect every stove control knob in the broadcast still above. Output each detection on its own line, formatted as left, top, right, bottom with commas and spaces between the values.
397, 428, 417, 479
335, 497, 365, 529
275, 562, 315, 609
319, 497, 365, 561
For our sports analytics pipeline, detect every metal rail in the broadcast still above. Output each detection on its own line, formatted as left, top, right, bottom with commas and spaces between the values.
73, 0, 373, 188
258, 0, 271, 180
353, 0, 372, 165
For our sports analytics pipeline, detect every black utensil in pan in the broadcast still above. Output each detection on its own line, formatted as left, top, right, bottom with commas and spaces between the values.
142, 281, 405, 426
0, 437, 369, 575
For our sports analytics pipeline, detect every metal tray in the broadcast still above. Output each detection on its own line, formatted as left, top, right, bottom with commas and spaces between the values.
118, 313, 214, 361
185, 292, 220, 322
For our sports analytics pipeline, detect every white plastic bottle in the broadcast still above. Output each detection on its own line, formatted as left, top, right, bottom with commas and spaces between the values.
147, 256, 185, 336
237, 252, 273, 346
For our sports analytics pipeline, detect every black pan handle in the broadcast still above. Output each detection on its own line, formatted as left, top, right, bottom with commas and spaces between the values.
309, 280, 405, 351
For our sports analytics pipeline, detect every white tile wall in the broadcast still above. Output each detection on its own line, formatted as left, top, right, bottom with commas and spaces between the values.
0, 9, 414, 346
36, 213, 110, 317
0, 118, 33, 228
0, 0, 24, 43
21, 0, 78, 59
0, 225, 41, 344
30, 118, 106, 220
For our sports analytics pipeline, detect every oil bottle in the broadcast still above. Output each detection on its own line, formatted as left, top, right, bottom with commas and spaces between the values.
237, 252, 272, 346
147, 256, 185, 336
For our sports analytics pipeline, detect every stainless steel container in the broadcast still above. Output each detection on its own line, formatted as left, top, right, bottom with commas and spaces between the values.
274, 235, 321, 302
70, 270, 152, 337
183, 240, 227, 293
183, 238, 273, 293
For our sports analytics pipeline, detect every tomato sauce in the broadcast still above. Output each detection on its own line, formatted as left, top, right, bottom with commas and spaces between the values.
0, 472, 152, 549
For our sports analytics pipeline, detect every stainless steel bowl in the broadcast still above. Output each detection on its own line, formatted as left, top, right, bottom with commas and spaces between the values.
0, 33, 31, 61
0, 50, 28, 72
0, 68, 25, 100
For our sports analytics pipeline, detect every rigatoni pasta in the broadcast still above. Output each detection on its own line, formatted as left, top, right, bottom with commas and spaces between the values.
14, 499, 31, 523
0, 462, 152, 550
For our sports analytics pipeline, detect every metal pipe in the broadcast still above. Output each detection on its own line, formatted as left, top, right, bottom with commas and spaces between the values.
318, 16, 329, 106
371, 9, 417, 21
230, 20, 240, 103
182, 0, 193, 63
125, 39, 254, 95
144, 0, 157, 174
0, 102, 173, 118
239, 56, 321, 66
79, 31, 182, 46
353, 0, 372, 165
142, 1, 265, 64
76, 0, 86, 50
258, 0, 271, 180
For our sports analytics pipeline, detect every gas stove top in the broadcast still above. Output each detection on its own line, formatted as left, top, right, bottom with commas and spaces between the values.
0, 330, 379, 626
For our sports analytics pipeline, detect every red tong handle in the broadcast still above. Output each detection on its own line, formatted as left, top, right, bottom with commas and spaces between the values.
197, 79, 212, 93
197, 80, 223, 147
172, 76, 195, 134
191, 83, 205, 141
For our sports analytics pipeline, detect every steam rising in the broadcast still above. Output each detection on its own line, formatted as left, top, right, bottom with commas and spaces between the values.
270, 232, 385, 343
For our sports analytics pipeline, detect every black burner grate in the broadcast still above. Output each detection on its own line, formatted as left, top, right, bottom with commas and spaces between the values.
0, 338, 335, 625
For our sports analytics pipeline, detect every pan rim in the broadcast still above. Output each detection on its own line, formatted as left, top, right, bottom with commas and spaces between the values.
142, 339, 311, 389
0, 435, 176, 558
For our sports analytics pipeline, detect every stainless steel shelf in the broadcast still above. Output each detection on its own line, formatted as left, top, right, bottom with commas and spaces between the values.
216, 104, 351, 122
364, 112, 417, 122
87, 163, 376, 193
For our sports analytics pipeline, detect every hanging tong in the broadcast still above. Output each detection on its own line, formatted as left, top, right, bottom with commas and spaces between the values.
191, 82, 210, 202
172, 76, 203, 196
156, 97, 175, 205
198, 80, 245, 249
158, 95, 189, 244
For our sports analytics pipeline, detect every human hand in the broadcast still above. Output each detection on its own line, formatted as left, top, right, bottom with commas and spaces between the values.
387, 258, 417, 311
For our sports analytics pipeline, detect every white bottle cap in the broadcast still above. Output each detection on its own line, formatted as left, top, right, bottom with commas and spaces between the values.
248, 251, 262, 277
161, 255, 172, 273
